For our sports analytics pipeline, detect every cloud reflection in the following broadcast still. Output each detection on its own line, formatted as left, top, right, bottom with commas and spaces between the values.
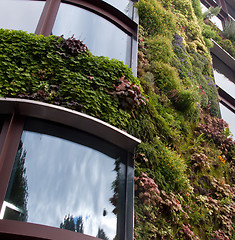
20, 131, 118, 239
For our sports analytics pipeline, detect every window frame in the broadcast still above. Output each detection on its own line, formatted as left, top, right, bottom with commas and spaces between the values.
34, 0, 138, 71
0, 98, 140, 240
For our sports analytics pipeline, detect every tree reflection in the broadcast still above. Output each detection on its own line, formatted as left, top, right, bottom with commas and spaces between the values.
60, 215, 75, 231
60, 215, 84, 233
110, 158, 120, 215
4, 140, 28, 221
59, 214, 110, 240
97, 227, 109, 240
76, 216, 84, 233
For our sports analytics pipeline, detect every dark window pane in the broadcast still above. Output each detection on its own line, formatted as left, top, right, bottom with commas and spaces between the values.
0, 0, 45, 33
3, 119, 127, 239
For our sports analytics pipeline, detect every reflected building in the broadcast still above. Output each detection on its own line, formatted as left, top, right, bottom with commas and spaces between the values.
200, 0, 235, 137
0, 0, 140, 240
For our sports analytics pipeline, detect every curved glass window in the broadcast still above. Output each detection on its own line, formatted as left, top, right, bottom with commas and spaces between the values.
103, 0, 132, 16
52, 3, 131, 64
0, 0, 45, 33
2, 118, 127, 239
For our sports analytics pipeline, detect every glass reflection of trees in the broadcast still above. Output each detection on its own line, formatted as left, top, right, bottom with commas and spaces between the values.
60, 215, 84, 233
4, 140, 28, 221
60, 215, 109, 239
59, 159, 121, 240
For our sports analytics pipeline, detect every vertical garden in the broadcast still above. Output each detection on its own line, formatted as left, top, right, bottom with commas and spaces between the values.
0, 0, 234, 239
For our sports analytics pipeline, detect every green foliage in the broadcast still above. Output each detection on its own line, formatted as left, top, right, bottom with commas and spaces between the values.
151, 61, 181, 92
136, 0, 177, 37
0, 29, 135, 128
202, 6, 221, 20
136, 141, 189, 192
146, 35, 174, 64
134, 0, 234, 239
191, 0, 203, 19
0, 0, 234, 237
222, 20, 235, 42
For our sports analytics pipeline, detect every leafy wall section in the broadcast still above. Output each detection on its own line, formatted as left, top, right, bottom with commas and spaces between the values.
0, 0, 234, 238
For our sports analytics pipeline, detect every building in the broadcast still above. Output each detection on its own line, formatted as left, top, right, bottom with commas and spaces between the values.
0, 0, 234, 239
200, 0, 235, 136
0, 0, 140, 239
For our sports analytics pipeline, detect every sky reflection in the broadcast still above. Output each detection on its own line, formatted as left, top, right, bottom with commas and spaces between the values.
52, 3, 130, 64
14, 130, 119, 239
0, 0, 45, 33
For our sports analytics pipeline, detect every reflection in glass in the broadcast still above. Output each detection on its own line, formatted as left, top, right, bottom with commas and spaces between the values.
102, 0, 132, 16
4, 130, 124, 239
219, 103, 235, 139
52, 3, 131, 64
200, 3, 223, 30
0, 0, 45, 33
213, 69, 235, 98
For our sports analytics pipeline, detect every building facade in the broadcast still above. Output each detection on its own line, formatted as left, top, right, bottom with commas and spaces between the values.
200, 0, 235, 136
0, 0, 140, 239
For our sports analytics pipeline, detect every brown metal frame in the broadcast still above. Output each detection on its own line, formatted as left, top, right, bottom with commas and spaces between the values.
35, 0, 61, 36
0, 114, 24, 212
0, 220, 98, 240
218, 87, 235, 114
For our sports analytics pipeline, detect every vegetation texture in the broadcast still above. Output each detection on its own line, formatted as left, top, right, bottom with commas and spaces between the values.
0, 0, 234, 239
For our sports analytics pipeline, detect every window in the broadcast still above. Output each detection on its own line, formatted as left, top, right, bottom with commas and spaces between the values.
103, 0, 133, 16
3, 118, 126, 239
0, 0, 45, 33
200, 2, 223, 30
52, 3, 131, 64
0, 0, 138, 71
0, 99, 140, 240
213, 69, 235, 98
219, 103, 235, 138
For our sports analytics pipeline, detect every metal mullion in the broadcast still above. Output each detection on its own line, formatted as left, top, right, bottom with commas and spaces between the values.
0, 114, 24, 212
0, 117, 11, 158
35, 0, 61, 36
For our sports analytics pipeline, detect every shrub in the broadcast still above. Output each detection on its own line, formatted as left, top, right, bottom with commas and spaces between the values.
197, 114, 235, 160
146, 35, 174, 64
136, 0, 177, 37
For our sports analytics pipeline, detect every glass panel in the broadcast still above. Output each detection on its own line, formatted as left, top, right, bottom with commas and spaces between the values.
213, 69, 235, 97
52, 3, 131, 64
0, 0, 45, 33
3, 121, 126, 239
201, 3, 223, 30
219, 103, 235, 139
102, 0, 132, 17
